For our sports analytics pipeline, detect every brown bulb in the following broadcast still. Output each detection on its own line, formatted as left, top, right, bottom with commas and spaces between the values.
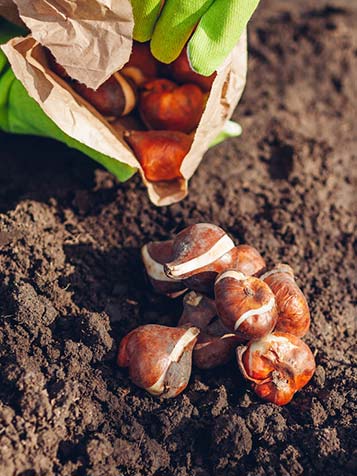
117, 324, 199, 398
178, 291, 217, 329
139, 79, 204, 133
164, 223, 235, 281
214, 270, 278, 340
178, 291, 242, 369
72, 72, 137, 117
237, 332, 316, 405
260, 264, 310, 337
125, 130, 192, 182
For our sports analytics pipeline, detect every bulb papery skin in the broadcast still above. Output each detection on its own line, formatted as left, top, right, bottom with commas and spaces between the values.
237, 332, 316, 405
260, 264, 310, 337
118, 324, 199, 398
215, 270, 278, 340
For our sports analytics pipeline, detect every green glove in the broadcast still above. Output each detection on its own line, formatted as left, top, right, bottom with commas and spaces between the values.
0, 18, 241, 184
132, 0, 259, 76
0, 19, 136, 182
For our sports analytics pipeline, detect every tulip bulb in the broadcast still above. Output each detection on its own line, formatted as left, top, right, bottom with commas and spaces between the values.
118, 324, 199, 398
215, 270, 278, 340
178, 291, 242, 369
125, 130, 192, 182
260, 264, 310, 337
71, 73, 137, 118
237, 332, 316, 405
164, 224, 235, 281
139, 79, 204, 133
193, 333, 241, 369
178, 291, 217, 329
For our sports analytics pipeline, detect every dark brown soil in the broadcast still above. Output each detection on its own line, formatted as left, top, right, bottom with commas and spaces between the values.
0, 1, 356, 475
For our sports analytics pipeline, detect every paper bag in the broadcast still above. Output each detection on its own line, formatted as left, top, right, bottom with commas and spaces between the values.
1, 1, 247, 206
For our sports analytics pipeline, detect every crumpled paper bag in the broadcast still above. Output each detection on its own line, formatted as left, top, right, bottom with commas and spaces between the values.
1, 0, 247, 206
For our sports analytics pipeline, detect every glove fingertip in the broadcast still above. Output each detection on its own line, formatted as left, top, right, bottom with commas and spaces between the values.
150, 41, 177, 65
187, 42, 215, 77
133, 26, 152, 43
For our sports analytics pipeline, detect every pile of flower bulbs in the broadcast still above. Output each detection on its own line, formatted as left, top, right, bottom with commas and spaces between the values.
118, 223, 316, 405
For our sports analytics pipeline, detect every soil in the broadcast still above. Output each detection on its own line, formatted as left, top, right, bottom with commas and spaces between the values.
0, 0, 356, 475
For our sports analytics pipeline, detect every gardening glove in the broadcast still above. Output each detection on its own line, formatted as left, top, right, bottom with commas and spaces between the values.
132, 0, 260, 76
0, 19, 136, 182
0, 18, 240, 182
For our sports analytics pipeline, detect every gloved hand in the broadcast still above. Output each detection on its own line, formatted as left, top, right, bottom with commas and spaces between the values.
0, 19, 136, 182
132, 0, 259, 76
0, 17, 241, 182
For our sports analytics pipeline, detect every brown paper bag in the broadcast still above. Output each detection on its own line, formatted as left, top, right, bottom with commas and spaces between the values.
1, 1, 247, 206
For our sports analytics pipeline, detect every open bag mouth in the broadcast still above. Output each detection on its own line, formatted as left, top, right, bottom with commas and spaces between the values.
1, 32, 247, 206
